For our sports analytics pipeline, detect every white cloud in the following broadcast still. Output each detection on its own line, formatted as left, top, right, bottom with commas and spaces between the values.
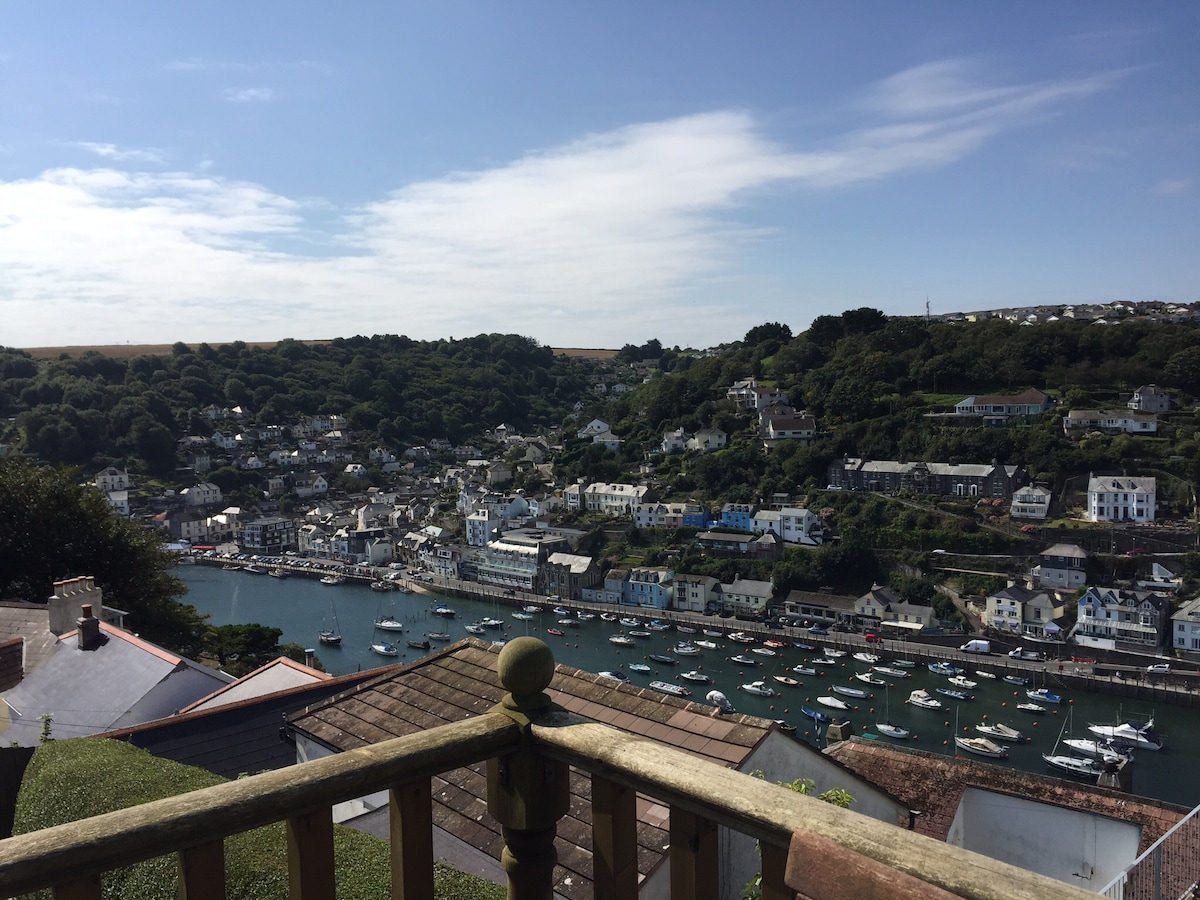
0, 62, 1120, 349
77, 142, 166, 165
224, 87, 274, 103
1153, 178, 1191, 195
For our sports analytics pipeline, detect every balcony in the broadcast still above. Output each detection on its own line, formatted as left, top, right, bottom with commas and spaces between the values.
0, 638, 1097, 899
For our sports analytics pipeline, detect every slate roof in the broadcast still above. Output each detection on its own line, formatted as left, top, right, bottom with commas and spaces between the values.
288, 639, 776, 900
100, 666, 394, 780
0, 623, 234, 746
179, 656, 331, 714
825, 738, 1188, 854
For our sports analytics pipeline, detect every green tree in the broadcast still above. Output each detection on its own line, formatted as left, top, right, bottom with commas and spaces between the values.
0, 457, 206, 656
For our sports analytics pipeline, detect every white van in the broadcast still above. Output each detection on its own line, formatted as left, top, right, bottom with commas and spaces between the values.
959, 639, 990, 654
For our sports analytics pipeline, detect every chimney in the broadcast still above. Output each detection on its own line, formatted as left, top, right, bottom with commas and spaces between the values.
304, 647, 316, 668
77, 604, 102, 651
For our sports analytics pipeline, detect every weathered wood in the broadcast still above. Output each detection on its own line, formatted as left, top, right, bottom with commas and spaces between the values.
287, 809, 335, 900
590, 774, 638, 900
391, 778, 435, 900
532, 714, 1099, 900
669, 807, 719, 900
0, 713, 520, 898
784, 829, 961, 900
51, 876, 101, 900
178, 840, 226, 900
760, 840, 792, 900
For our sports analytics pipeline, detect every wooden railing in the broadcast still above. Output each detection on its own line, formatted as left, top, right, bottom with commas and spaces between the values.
0, 637, 1099, 899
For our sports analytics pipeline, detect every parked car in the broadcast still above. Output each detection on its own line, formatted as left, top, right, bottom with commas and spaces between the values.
1147, 663, 1171, 674
807, 625, 829, 635
864, 632, 883, 644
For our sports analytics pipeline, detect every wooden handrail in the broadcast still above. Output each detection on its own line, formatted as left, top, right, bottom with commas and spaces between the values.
531, 712, 1099, 900
0, 713, 520, 897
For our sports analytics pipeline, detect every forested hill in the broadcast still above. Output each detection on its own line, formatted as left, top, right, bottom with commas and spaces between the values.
3, 312, 1200, 497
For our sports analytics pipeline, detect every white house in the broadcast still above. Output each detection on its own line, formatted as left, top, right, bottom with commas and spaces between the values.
1087, 475, 1156, 523
1128, 384, 1172, 412
1063, 410, 1158, 437
749, 507, 823, 546
1010, 485, 1052, 520
1171, 597, 1200, 654
466, 510, 499, 547
181, 482, 222, 507
95, 467, 130, 493
660, 428, 688, 453
726, 378, 788, 411
294, 473, 329, 499
584, 482, 650, 516
687, 427, 727, 453
575, 419, 610, 439
1075, 587, 1172, 651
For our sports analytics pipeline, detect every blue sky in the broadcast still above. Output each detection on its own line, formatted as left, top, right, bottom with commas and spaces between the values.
2, 2, 1196, 349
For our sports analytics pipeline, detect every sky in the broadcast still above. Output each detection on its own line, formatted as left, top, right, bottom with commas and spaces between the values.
1, 2, 1197, 350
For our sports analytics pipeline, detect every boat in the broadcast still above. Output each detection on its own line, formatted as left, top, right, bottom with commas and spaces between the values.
792, 666, 818, 677
1063, 738, 1132, 762
609, 634, 635, 647
707, 690, 735, 712
426, 631, 452, 642
512, 611, 533, 621
772, 674, 800, 687
810, 657, 837, 666
524, 605, 543, 614
974, 670, 998, 680
740, 680, 777, 697
1087, 718, 1163, 751
319, 598, 342, 647
598, 671, 629, 682
599, 612, 618, 622
577, 612, 596, 621
792, 641, 814, 651
406, 638, 430, 651
907, 689, 942, 709
619, 617, 641, 627
628, 663, 651, 673
557, 618, 580, 627
694, 640, 718, 650
873, 666, 910, 678
680, 670, 711, 683
464, 623, 486, 635
545, 628, 565, 637
674, 642, 701, 656
729, 654, 760, 666
433, 606, 457, 618
319, 574, 346, 586
370, 641, 399, 657
627, 630, 652, 639
480, 617, 504, 629
649, 681, 691, 698
369, 581, 392, 592
727, 632, 754, 644
553, 606, 571, 616
750, 648, 776, 657
1043, 710, 1103, 780
855, 672, 886, 685
955, 736, 1009, 759
374, 614, 404, 632
947, 675, 978, 689
928, 662, 963, 676
676, 624, 697, 634
221, 563, 242, 571
801, 707, 831, 724
703, 629, 724, 637
852, 652, 880, 664
243, 564, 268, 575
268, 567, 289, 578
763, 639, 788, 649
1017, 702, 1046, 715
1003, 676, 1029, 686
1027, 688, 1063, 704
647, 620, 672, 631
831, 684, 869, 699
891, 659, 916, 669
935, 687, 972, 701
823, 649, 847, 658
875, 685, 909, 739
975, 722, 1026, 743
392, 585, 414, 595
816, 695, 849, 710
648, 654, 677, 665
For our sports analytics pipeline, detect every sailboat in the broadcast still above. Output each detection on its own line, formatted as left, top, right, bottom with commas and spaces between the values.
875, 684, 909, 739
318, 598, 342, 647
1042, 707, 1104, 781
374, 597, 404, 632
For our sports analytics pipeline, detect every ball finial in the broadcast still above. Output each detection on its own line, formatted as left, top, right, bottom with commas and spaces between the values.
497, 637, 555, 710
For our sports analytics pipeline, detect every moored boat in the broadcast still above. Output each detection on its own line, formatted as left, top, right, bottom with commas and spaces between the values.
406, 638, 430, 650
801, 707, 831, 724
772, 674, 800, 687
320, 574, 346, 586
792, 666, 818, 677
243, 564, 268, 575
1087, 718, 1163, 751
831, 684, 869, 699
875, 722, 910, 740
873, 666, 910, 678
318, 629, 342, 647
433, 606, 457, 618
609, 634, 635, 646
947, 675, 977, 689
680, 670, 710, 683
955, 736, 1009, 759
810, 657, 837, 666
1017, 702, 1046, 715
1042, 753, 1103, 780
598, 670, 629, 682
729, 654, 759, 666
907, 689, 941, 709
1027, 688, 1063, 704
370, 581, 392, 592
374, 615, 404, 632
935, 687, 972, 701
928, 661, 963, 676
816, 695, 849, 710
855, 672, 885, 685
370, 641, 399, 657
648, 653, 677, 665
674, 642, 701, 656
852, 652, 880, 664
694, 640, 718, 650
628, 663, 651, 673
750, 647, 776, 657
740, 680, 777, 697
426, 631, 452, 642
545, 628, 565, 637
975, 722, 1026, 743
649, 681, 691, 697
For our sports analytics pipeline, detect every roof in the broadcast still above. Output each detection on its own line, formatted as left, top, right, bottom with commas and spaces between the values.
180, 656, 330, 714
1041, 543, 1087, 559
824, 738, 1187, 854
288, 639, 777, 900
0, 623, 234, 746
0, 602, 59, 673
99, 665, 394, 780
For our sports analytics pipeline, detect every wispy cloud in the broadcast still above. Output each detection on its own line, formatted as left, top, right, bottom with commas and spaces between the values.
1, 61, 1122, 348
223, 87, 274, 103
1154, 178, 1191, 195
77, 142, 166, 165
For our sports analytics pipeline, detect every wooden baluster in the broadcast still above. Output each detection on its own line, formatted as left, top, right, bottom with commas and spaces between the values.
488, 638, 570, 900
759, 840, 791, 900
391, 777, 435, 899
591, 775, 638, 900
670, 807, 718, 900
287, 808, 335, 900
178, 839, 226, 900
51, 877, 102, 900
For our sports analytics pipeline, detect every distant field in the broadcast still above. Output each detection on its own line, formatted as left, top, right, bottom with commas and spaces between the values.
17, 342, 619, 360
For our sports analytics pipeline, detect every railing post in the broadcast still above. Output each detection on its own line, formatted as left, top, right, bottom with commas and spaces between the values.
487, 638, 570, 900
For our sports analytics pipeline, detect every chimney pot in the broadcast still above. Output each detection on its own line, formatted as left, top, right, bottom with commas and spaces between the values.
77, 604, 103, 651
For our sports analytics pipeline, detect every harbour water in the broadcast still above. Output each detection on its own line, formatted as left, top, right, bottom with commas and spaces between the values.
179, 565, 1199, 808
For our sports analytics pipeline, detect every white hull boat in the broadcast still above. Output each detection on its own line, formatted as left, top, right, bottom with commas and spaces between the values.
956, 736, 1009, 759
816, 695, 849, 710
907, 689, 942, 709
